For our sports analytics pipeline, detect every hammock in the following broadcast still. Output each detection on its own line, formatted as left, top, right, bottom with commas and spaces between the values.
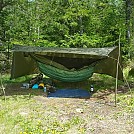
37, 62, 95, 82
11, 45, 123, 81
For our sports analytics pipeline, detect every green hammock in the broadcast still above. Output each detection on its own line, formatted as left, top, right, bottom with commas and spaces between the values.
37, 62, 95, 82
11, 45, 123, 81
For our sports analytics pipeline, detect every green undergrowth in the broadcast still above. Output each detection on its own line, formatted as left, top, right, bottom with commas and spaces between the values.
1, 74, 33, 84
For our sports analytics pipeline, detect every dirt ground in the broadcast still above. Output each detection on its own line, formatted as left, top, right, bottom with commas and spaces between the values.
2, 81, 134, 134
33, 95, 134, 134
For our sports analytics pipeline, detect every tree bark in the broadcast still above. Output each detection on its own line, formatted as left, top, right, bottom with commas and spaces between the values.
125, 0, 132, 44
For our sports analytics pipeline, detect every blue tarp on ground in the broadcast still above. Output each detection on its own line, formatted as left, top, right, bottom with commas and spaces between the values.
47, 89, 90, 98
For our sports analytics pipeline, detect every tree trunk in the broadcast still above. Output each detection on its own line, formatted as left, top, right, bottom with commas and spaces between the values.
125, 0, 132, 44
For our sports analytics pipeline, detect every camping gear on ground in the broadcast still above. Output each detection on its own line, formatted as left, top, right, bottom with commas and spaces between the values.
21, 83, 30, 89
47, 88, 90, 98
32, 84, 39, 89
90, 85, 94, 92
46, 84, 56, 94
44, 87, 47, 92
29, 74, 55, 93
38, 82, 45, 89
30, 73, 43, 86
11, 45, 123, 81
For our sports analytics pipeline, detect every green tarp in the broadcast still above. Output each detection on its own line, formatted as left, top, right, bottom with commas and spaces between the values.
11, 45, 123, 81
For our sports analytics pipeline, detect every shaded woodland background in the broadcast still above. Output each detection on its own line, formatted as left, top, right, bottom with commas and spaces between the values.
0, 0, 134, 61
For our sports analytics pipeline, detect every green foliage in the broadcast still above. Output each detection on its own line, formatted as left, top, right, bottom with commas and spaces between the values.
0, 0, 133, 59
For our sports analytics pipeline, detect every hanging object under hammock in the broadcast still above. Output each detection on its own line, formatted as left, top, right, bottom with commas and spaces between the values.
37, 61, 95, 82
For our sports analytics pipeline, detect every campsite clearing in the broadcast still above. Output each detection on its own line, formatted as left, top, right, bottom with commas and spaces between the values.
0, 74, 134, 134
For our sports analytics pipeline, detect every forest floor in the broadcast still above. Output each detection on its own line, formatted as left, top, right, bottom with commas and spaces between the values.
0, 74, 134, 134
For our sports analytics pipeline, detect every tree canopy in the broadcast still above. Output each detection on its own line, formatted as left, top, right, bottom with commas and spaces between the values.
0, 0, 133, 59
